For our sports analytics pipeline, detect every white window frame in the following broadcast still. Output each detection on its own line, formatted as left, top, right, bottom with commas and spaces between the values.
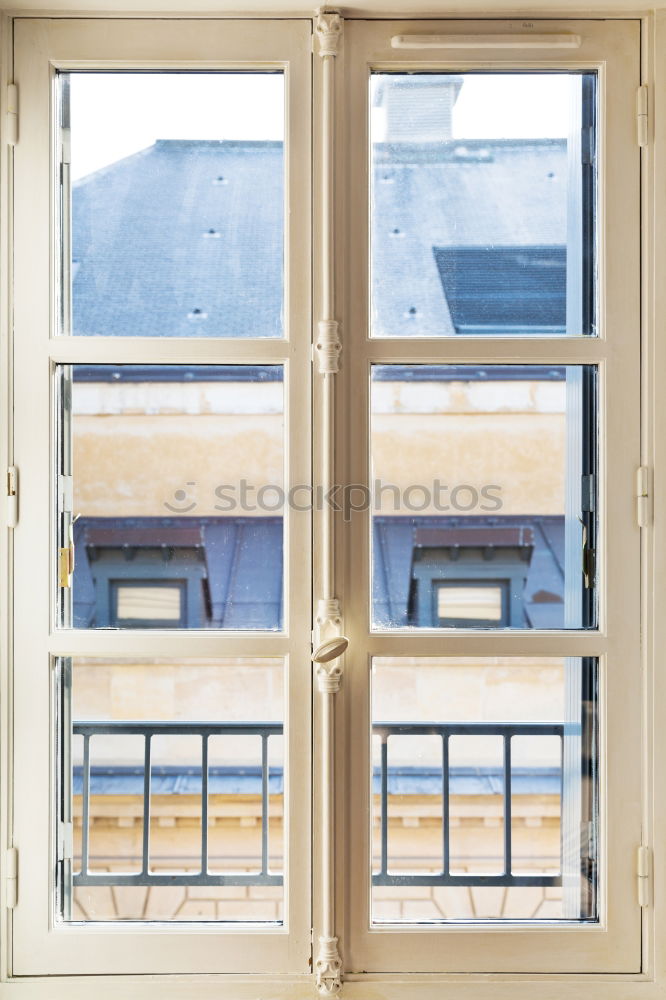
341, 16, 641, 976
0, 7, 665, 1000
7, 16, 312, 978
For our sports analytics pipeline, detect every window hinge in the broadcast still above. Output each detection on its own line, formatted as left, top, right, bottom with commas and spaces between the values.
637, 465, 651, 527
58, 822, 74, 862
6, 465, 18, 528
637, 85, 649, 147
637, 844, 651, 907
59, 542, 75, 589
5, 847, 18, 909
6, 84, 17, 146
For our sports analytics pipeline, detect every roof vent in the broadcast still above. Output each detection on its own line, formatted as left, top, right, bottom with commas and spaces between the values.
203, 228, 221, 238
213, 175, 228, 185
187, 308, 208, 321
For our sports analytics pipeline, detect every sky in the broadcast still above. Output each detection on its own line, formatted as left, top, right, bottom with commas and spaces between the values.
69, 71, 572, 181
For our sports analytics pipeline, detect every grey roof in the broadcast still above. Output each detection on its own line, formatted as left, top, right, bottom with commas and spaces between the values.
72, 137, 566, 339
73, 517, 284, 629
73, 513, 564, 630
74, 766, 560, 797
373, 515, 565, 629
73, 140, 284, 338
372, 139, 567, 337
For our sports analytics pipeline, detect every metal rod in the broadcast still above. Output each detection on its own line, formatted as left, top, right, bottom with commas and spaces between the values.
321, 688, 334, 939
380, 736, 389, 877
141, 734, 152, 877
504, 734, 512, 878
73, 721, 281, 737
442, 734, 450, 877
75, 872, 283, 888
321, 372, 334, 600
373, 872, 562, 888
261, 734, 269, 876
201, 734, 209, 875
81, 734, 90, 876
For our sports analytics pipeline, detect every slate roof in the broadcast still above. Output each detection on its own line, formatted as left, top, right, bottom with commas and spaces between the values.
372, 138, 567, 336
73, 516, 284, 630
73, 140, 284, 338
73, 513, 564, 630
72, 137, 567, 339
374, 515, 565, 630
74, 765, 561, 797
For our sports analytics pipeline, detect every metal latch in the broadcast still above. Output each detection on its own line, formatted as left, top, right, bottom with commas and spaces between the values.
5, 847, 17, 908
6, 466, 17, 528
637, 466, 651, 527
6, 84, 17, 147
637, 86, 649, 148
638, 845, 651, 907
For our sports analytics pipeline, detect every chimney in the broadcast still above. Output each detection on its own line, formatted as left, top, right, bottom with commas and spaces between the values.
376, 75, 463, 143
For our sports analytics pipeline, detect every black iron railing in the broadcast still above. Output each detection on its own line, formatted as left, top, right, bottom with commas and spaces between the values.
72, 720, 282, 888
372, 721, 564, 888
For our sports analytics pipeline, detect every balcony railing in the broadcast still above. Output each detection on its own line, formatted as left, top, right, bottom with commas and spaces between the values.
72, 720, 283, 888
372, 721, 564, 889
72, 719, 564, 892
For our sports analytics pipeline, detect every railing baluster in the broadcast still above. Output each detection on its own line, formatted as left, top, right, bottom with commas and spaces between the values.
380, 735, 389, 878
201, 734, 209, 875
141, 734, 152, 877
81, 733, 91, 875
442, 733, 450, 877
261, 734, 269, 877
503, 733, 512, 878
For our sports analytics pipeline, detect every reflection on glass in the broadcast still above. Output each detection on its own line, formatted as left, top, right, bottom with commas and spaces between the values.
66, 656, 284, 922
61, 364, 284, 630
371, 364, 597, 630
62, 72, 285, 338
370, 72, 596, 337
371, 657, 596, 923
436, 584, 504, 625
114, 584, 184, 625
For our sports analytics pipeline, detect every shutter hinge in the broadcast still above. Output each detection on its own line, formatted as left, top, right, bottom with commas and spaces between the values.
637, 844, 651, 907
5, 847, 18, 908
637, 85, 649, 147
6, 466, 18, 528
637, 465, 651, 527
6, 84, 17, 146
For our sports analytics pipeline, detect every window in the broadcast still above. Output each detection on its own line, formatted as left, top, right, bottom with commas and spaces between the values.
3, 11, 656, 998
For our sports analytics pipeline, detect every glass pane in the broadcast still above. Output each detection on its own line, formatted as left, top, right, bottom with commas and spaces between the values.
371, 364, 597, 630
371, 656, 597, 923
58, 364, 284, 630
64, 656, 284, 923
60, 72, 284, 338
370, 73, 596, 337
